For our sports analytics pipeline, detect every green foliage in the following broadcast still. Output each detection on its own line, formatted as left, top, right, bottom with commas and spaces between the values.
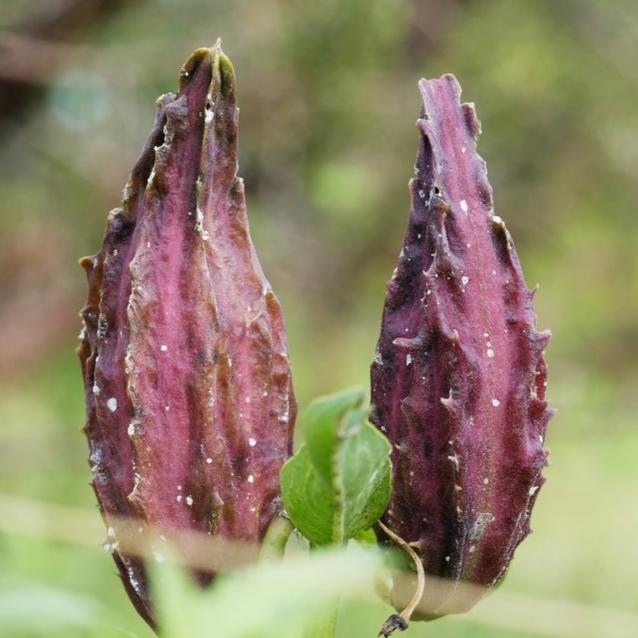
0, 581, 136, 638
281, 388, 392, 545
0, 583, 103, 637
153, 545, 382, 638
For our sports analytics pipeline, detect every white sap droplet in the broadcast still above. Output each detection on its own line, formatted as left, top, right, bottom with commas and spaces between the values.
528, 485, 539, 496
185, 495, 194, 506
461, 276, 469, 286
445, 555, 451, 562
205, 109, 214, 124
418, 190, 426, 199
160, 344, 168, 352
406, 354, 412, 366
460, 199, 468, 213
93, 384, 100, 395
106, 526, 115, 538
247, 474, 255, 484
491, 398, 500, 407
107, 397, 118, 412
127, 423, 136, 437
248, 437, 257, 447
176, 495, 183, 503
487, 349, 495, 358
493, 215, 503, 224
206, 457, 213, 464
483, 477, 489, 485
164, 405, 170, 412
469, 545, 476, 554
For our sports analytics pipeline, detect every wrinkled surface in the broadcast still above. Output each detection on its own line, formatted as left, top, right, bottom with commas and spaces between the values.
371, 74, 553, 617
78, 45, 296, 627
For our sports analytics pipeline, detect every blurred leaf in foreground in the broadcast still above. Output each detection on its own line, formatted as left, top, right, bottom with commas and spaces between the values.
280, 388, 392, 545
154, 544, 382, 638
0, 582, 109, 637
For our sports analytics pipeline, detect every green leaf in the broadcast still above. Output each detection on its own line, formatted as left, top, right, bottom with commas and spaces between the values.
153, 545, 382, 638
280, 387, 392, 546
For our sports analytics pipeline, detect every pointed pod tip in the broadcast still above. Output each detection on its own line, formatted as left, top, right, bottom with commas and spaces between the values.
181, 46, 213, 73
417, 72, 460, 89
78, 255, 96, 273
180, 43, 236, 94
179, 44, 224, 89
418, 73, 462, 102
217, 48, 235, 81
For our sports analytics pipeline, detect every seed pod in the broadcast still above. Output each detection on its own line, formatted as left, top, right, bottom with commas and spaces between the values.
78, 44, 296, 627
371, 75, 553, 618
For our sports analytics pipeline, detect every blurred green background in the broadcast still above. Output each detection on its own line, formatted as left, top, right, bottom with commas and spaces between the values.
1, 0, 637, 636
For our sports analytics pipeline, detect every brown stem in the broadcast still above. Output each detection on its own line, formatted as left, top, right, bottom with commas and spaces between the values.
377, 520, 425, 637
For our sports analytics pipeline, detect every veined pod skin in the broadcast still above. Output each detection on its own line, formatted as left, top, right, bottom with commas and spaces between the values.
370, 75, 553, 618
78, 44, 296, 628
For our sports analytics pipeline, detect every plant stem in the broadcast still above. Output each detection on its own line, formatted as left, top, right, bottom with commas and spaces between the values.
377, 520, 425, 637
259, 514, 294, 561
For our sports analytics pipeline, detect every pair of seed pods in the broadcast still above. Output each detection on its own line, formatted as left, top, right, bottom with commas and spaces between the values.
78, 44, 552, 629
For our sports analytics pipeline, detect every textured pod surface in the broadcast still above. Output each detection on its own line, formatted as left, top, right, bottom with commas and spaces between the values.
371, 75, 553, 617
78, 44, 296, 627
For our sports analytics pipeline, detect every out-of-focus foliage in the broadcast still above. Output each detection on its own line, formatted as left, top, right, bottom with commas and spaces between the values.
155, 544, 383, 638
0, 0, 637, 636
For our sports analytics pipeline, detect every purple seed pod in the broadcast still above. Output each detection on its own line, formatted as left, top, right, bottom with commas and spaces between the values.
371, 75, 553, 618
78, 44, 296, 627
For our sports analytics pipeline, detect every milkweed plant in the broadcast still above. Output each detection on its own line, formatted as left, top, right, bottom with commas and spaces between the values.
78, 42, 552, 638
